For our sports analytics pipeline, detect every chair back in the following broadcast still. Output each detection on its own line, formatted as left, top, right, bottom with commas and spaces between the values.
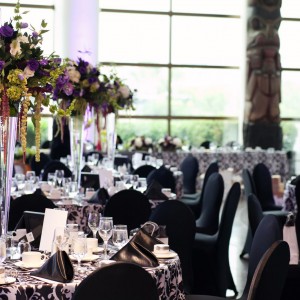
104, 189, 151, 232
42, 160, 72, 181
180, 154, 199, 194
83, 151, 103, 164
252, 163, 278, 211
194, 161, 219, 219
149, 201, 196, 294
30, 153, 51, 177
72, 262, 159, 300
147, 166, 176, 193
242, 214, 282, 298
8, 193, 57, 231
133, 165, 156, 178
195, 172, 224, 235
242, 168, 257, 199
248, 194, 264, 237
247, 241, 290, 300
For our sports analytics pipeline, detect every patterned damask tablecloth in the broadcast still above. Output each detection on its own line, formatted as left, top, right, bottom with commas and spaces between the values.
156, 149, 289, 181
0, 255, 185, 300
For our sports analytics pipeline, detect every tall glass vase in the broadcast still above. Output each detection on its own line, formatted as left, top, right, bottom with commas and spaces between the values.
69, 116, 84, 189
0, 117, 18, 235
106, 113, 116, 170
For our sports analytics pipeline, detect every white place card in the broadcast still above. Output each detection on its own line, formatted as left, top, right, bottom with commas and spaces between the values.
39, 208, 68, 252
98, 168, 114, 189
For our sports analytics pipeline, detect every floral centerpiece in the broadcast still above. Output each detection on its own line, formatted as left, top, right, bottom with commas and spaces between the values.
158, 135, 182, 151
130, 136, 153, 152
0, 1, 64, 161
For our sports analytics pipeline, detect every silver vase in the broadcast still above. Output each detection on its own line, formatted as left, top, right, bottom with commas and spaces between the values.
0, 117, 18, 235
69, 116, 84, 188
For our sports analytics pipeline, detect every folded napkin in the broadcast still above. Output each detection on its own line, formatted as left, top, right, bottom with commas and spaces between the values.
144, 180, 168, 200
88, 188, 110, 205
111, 228, 161, 268
31, 250, 74, 283
290, 175, 300, 186
81, 165, 92, 172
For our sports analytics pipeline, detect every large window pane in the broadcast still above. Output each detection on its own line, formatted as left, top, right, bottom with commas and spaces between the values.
280, 21, 300, 69
171, 119, 238, 147
281, 0, 300, 19
281, 71, 300, 118
171, 68, 241, 116
281, 121, 299, 151
0, 0, 54, 4
100, 0, 170, 12
172, 0, 242, 15
0, 6, 54, 56
101, 66, 168, 116
99, 13, 169, 63
172, 16, 243, 66
116, 119, 168, 146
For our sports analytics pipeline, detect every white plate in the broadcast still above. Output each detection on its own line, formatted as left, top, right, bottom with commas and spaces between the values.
14, 261, 44, 269
0, 277, 16, 285
153, 251, 178, 259
70, 254, 99, 262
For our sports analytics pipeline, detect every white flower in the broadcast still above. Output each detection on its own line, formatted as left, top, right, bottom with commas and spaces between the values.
67, 66, 81, 83
173, 137, 182, 147
134, 137, 143, 148
118, 85, 130, 99
17, 35, 29, 44
144, 137, 152, 145
10, 39, 21, 57
158, 138, 164, 145
23, 66, 35, 78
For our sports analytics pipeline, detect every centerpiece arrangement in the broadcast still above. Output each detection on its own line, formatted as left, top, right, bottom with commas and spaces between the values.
158, 136, 182, 151
130, 136, 153, 152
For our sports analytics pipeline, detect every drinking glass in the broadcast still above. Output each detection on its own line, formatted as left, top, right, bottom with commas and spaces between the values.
98, 217, 113, 260
0, 237, 6, 264
53, 227, 69, 252
71, 233, 87, 273
47, 172, 56, 189
68, 181, 79, 198
15, 173, 25, 191
23, 181, 36, 194
26, 171, 36, 181
88, 212, 101, 239
112, 225, 128, 249
55, 169, 64, 187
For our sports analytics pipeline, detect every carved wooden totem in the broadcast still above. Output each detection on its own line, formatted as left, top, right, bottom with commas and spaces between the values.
243, 0, 283, 150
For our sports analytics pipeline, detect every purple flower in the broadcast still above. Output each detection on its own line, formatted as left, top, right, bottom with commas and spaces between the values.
36, 69, 50, 77
63, 83, 74, 96
0, 25, 14, 37
72, 89, 81, 98
0, 61, 5, 72
56, 74, 69, 89
32, 31, 38, 38
53, 58, 62, 65
88, 77, 97, 84
20, 22, 28, 29
27, 59, 39, 71
18, 73, 25, 81
39, 59, 49, 66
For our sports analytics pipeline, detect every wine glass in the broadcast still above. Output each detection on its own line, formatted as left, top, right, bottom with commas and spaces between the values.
25, 170, 36, 181
15, 173, 25, 191
0, 237, 6, 265
112, 225, 128, 250
98, 217, 113, 260
88, 212, 101, 239
71, 233, 87, 274
47, 172, 56, 189
68, 181, 79, 198
55, 169, 64, 187
52, 227, 69, 252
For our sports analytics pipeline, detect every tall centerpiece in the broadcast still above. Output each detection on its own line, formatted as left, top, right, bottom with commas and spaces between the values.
0, 1, 63, 234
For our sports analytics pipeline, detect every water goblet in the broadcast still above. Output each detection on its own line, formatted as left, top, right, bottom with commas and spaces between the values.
88, 212, 101, 239
98, 217, 113, 260
55, 169, 64, 187
47, 172, 56, 189
68, 181, 79, 198
52, 227, 69, 253
112, 225, 128, 250
71, 233, 87, 274
15, 173, 25, 191
25, 171, 36, 181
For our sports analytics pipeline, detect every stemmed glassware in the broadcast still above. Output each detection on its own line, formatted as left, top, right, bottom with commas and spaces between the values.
55, 169, 64, 187
0, 237, 6, 265
71, 232, 87, 274
15, 173, 25, 191
88, 212, 101, 239
98, 217, 113, 260
47, 172, 56, 189
112, 225, 128, 250
53, 227, 69, 252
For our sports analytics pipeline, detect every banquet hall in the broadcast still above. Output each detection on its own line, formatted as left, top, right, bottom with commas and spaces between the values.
0, 0, 299, 299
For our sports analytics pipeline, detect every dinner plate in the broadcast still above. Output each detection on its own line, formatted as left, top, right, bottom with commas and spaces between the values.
70, 254, 100, 262
0, 277, 16, 285
14, 261, 44, 269
153, 251, 178, 259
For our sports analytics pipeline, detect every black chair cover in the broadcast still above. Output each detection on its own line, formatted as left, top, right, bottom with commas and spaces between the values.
147, 166, 176, 193
30, 153, 51, 177
133, 165, 156, 178
41, 160, 72, 181
180, 154, 199, 194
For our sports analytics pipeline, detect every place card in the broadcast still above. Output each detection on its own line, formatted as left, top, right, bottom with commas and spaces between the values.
98, 168, 114, 189
39, 208, 68, 252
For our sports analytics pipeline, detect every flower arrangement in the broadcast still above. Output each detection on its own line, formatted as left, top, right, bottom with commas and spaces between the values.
158, 135, 182, 151
130, 136, 153, 151
0, 1, 64, 161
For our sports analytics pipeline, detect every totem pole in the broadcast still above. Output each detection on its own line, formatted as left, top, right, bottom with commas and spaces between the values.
243, 0, 282, 150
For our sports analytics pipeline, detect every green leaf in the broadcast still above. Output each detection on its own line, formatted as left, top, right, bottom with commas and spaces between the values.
41, 20, 47, 28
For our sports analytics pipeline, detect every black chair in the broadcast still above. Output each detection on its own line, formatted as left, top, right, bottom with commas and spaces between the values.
41, 160, 72, 181
133, 164, 156, 178
242, 168, 256, 199
103, 189, 151, 232
8, 193, 57, 231
195, 173, 224, 234
187, 240, 290, 300
192, 182, 241, 297
72, 262, 159, 300
29, 152, 51, 177
252, 163, 282, 211
149, 201, 196, 294
83, 151, 103, 165
146, 166, 176, 194
180, 154, 199, 195
181, 162, 219, 219
200, 141, 211, 149
247, 194, 264, 238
